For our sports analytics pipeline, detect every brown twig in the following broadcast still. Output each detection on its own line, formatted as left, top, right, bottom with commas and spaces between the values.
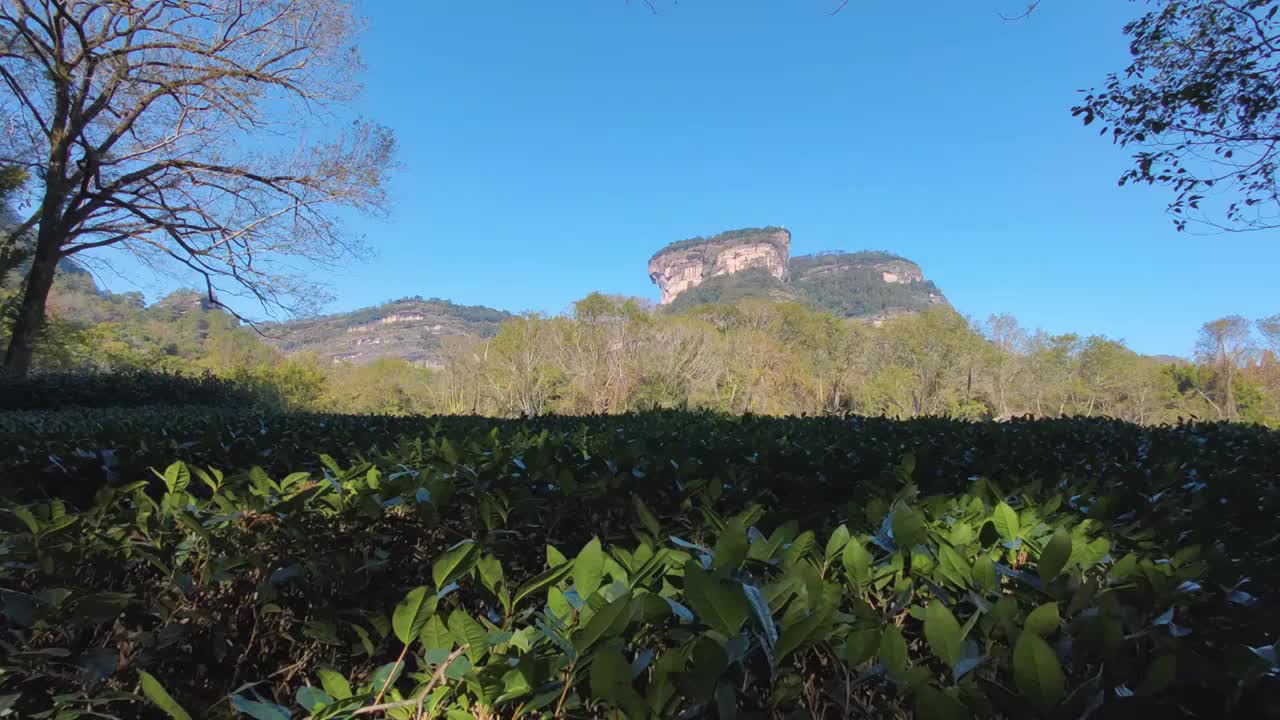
553, 658, 578, 718
371, 643, 410, 706
337, 645, 469, 719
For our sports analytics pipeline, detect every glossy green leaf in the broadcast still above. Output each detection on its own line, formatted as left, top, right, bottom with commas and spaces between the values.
632, 494, 662, 536
684, 561, 749, 636
392, 586, 437, 645
825, 524, 851, 561
713, 518, 748, 572
590, 645, 636, 704
1024, 602, 1059, 637
973, 555, 997, 592
420, 615, 452, 653
231, 695, 291, 720
880, 624, 910, 677
296, 686, 333, 711
1038, 529, 1072, 581
925, 601, 963, 668
842, 538, 872, 589
447, 611, 489, 663
1013, 630, 1065, 711
574, 537, 605, 599
138, 671, 192, 720
845, 627, 881, 666
512, 560, 574, 609
992, 502, 1019, 543
316, 669, 352, 700
574, 593, 632, 651
892, 505, 927, 550
432, 540, 478, 589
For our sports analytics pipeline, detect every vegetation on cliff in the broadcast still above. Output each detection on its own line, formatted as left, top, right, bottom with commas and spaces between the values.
648, 226, 790, 263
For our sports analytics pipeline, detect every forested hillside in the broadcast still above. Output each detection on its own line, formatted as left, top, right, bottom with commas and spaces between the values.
6, 268, 1278, 424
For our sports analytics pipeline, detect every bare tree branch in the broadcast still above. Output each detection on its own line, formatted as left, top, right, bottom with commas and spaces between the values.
0, 0, 396, 374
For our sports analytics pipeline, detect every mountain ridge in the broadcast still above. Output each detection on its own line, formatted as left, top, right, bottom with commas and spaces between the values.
649, 226, 947, 320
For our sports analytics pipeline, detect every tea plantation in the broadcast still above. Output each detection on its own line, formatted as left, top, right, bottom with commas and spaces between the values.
2, 407, 1279, 718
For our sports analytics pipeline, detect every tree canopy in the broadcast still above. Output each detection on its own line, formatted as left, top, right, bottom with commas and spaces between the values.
1075, 0, 1280, 231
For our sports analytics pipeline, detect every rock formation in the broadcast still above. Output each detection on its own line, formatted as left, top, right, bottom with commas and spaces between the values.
648, 227, 791, 305
648, 228, 947, 319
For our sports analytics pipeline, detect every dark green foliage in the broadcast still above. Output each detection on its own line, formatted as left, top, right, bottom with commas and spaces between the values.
665, 267, 793, 312
0, 370, 253, 411
792, 265, 942, 318
787, 250, 908, 272
1, 410, 1278, 718
650, 226, 788, 262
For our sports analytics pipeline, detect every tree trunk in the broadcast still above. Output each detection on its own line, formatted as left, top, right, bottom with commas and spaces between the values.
2, 221, 63, 376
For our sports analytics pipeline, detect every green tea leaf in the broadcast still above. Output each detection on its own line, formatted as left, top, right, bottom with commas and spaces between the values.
590, 645, 636, 704
1025, 602, 1060, 637
1013, 630, 1065, 711
632, 494, 662, 537
512, 560, 573, 609
574, 593, 632, 651
316, 669, 352, 700
138, 671, 192, 720
914, 685, 971, 720
684, 561, 749, 636
880, 624, 910, 677
448, 611, 489, 663
432, 540, 478, 589
925, 601, 963, 668
392, 586, 437, 645
891, 505, 927, 550
295, 686, 333, 711
574, 537, 605, 599
420, 615, 452, 653
1038, 529, 1072, 581
713, 518, 748, 572
825, 524, 851, 561
230, 695, 291, 720
992, 502, 1019, 543
842, 538, 872, 589
973, 555, 997, 592
845, 627, 881, 666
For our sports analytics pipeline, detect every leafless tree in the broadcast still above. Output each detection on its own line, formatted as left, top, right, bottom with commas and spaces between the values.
1194, 315, 1255, 419
1259, 313, 1280, 355
0, 0, 395, 375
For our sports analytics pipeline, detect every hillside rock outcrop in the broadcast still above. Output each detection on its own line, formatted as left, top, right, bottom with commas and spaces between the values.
648, 228, 947, 319
648, 227, 790, 305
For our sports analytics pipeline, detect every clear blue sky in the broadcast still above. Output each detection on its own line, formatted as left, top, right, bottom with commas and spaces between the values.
101, 0, 1280, 357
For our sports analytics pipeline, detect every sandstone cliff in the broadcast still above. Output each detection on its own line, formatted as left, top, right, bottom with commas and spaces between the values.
648, 228, 946, 319
648, 227, 791, 305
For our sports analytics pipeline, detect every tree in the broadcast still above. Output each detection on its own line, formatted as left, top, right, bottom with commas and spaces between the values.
1259, 313, 1280, 353
0, 0, 395, 375
1074, 0, 1280, 232
1194, 315, 1255, 418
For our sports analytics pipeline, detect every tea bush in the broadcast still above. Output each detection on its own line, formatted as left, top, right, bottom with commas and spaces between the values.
0, 369, 252, 411
1, 411, 1277, 718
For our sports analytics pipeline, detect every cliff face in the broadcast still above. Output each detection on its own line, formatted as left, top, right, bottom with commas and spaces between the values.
648, 227, 790, 305
648, 229, 946, 319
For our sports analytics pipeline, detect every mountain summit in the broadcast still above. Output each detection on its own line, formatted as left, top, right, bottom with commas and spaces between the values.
647, 227, 946, 320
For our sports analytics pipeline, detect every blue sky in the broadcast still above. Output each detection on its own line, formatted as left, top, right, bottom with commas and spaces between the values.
99, 0, 1280, 356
